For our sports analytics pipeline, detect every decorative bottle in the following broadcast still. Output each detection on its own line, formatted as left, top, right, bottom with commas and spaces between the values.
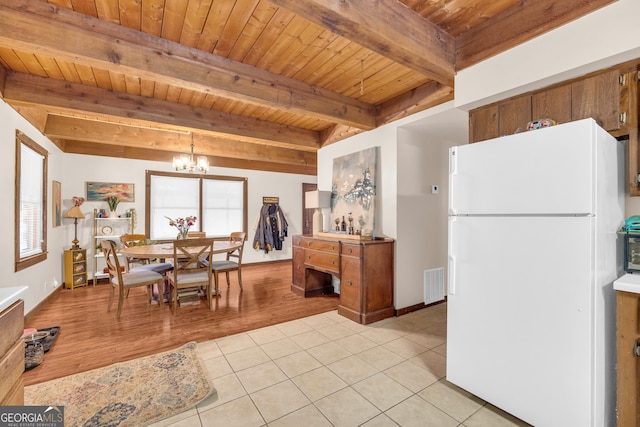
341, 216, 346, 232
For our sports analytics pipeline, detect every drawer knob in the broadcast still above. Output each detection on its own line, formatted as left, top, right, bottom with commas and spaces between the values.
348, 248, 352, 253
347, 280, 352, 285
330, 260, 334, 265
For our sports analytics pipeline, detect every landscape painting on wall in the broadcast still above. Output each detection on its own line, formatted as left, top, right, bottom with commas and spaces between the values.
331, 147, 378, 233
52, 180, 61, 227
86, 182, 135, 202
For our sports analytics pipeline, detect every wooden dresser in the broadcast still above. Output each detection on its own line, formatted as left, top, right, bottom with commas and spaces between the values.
0, 300, 25, 405
292, 235, 394, 324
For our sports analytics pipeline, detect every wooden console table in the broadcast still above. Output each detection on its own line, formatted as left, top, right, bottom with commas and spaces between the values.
292, 234, 394, 324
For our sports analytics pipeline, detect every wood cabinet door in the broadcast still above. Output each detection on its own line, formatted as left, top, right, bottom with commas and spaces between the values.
498, 95, 531, 136
340, 257, 362, 312
532, 84, 572, 125
469, 105, 498, 143
572, 69, 622, 131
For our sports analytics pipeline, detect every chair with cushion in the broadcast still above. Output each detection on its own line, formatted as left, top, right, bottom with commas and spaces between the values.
166, 237, 215, 315
210, 232, 246, 295
102, 240, 164, 320
120, 234, 173, 275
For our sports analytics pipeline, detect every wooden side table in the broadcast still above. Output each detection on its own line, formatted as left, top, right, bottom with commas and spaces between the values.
64, 248, 88, 289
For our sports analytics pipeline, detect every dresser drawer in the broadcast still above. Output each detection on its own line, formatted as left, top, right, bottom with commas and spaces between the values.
341, 243, 361, 257
305, 250, 339, 274
300, 238, 339, 254
0, 301, 23, 357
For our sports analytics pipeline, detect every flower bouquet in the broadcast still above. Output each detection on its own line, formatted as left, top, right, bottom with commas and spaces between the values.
166, 216, 197, 239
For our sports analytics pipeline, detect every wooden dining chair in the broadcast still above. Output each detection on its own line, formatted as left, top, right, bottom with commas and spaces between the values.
102, 240, 164, 320
166, 237, 215, 315
187, 231, 206, 238
210, 232, 246, 295
120, 233, 173, 275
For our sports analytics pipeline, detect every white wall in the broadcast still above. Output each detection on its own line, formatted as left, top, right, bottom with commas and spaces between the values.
4, 0, 640, 314
317, 102, 468, 310
456, 0, 640, 110
0, 98, 315, 314
65, 153, 312, 268
318, 0, 640, 311
0, 99, 67, 314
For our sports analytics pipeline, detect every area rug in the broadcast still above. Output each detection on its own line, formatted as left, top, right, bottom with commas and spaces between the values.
24, 342, 215, 427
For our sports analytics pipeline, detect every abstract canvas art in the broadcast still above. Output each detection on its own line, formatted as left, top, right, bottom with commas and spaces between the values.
331, 147, 378, 233
86, 182, 134, 202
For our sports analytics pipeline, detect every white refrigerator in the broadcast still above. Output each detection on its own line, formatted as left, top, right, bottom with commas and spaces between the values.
446, 118, 624, 427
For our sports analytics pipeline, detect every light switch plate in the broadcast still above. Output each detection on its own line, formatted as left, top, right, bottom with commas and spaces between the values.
431, 185, 439, 194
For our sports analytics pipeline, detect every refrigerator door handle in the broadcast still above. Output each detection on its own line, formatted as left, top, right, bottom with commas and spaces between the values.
449, 147, 457, 215
448, 217, 456, 295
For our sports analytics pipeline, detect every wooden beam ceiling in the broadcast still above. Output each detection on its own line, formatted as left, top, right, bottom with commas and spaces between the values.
0, 1, 376, 129
455, 0, 617, 69
267, 0, 455, 87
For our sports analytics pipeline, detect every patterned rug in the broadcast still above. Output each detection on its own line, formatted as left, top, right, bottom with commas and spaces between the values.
24, 342, 215, 427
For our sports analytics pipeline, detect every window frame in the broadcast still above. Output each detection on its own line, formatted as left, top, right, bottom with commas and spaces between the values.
145, 170, 248, 240
15, 130, 48, 272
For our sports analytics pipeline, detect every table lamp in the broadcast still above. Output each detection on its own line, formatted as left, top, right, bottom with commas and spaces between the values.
305, 190, 331, 235
64, 205, 85, 249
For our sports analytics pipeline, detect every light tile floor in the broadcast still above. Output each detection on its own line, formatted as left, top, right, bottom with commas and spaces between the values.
150, 303, 532, 427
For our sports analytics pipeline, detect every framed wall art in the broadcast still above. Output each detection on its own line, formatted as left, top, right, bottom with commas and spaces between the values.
86, 182, 135, 202
331, 146, 378, 233
52, 180, 61, 227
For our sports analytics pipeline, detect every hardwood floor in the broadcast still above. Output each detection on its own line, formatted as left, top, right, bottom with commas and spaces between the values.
23, 261, 339, 386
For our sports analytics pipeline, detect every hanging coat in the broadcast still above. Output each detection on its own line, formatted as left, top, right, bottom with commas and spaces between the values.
253, 204, 288, 253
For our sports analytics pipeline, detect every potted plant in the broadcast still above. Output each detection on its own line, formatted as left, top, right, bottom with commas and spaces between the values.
107, 196, 120, 218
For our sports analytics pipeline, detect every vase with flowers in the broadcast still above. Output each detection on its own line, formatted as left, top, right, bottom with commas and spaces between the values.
166, 216, 197, 239
107, 196, 120, 218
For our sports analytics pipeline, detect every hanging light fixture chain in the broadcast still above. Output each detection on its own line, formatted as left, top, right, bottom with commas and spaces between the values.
360, 59, 364, 96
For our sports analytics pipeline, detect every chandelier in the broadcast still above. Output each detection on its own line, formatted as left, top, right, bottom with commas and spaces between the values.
172, 135, 209, 173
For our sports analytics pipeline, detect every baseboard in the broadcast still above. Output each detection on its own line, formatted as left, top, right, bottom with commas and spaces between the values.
24, 285, 64, 324
395, 298, 446, 317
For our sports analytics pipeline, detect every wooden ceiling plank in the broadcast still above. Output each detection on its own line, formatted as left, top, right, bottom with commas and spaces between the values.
4, 72, 320, 149
0, 0, 376, 129
141, 0, 165, 37
213, 0, 261, 57
455, 0, 617, 70
228, 1, 280, 63
268, 0, 455, 87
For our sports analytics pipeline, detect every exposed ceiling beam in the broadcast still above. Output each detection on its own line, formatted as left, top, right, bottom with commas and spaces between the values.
455, 0, 617, 70
376, 81, 454, 125
58, 139, 316, 175
268, 0, 455, 87
4, 72, 319, 150
0, 0, 377, 129
44, 116, 317, 167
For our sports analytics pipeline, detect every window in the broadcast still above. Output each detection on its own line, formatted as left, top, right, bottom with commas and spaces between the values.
15, 131, 48, 271
146, 171, 247, 240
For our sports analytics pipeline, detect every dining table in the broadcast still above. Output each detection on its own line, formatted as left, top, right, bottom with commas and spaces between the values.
119, 240, 244, 299
119, 240, 243, 259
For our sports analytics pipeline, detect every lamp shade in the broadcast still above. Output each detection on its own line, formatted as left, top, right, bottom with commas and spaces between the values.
64, 206, 85, 219
305, 190, 331, 209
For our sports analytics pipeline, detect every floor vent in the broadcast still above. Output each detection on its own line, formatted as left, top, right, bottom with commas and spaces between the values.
424, 268, 445, 305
